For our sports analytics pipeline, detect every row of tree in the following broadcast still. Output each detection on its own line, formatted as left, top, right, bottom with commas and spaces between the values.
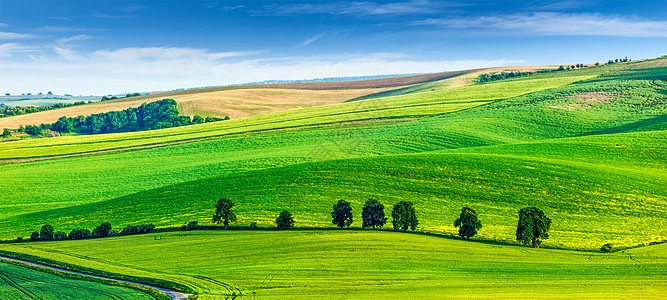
100, 93, 142, 101
211, 198, 552, 248
26, 222, 155, 242
0, 101, 90, 119
17, 99, 228, 136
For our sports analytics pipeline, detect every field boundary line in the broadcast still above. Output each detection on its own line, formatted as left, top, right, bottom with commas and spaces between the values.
0, 118, 416, 164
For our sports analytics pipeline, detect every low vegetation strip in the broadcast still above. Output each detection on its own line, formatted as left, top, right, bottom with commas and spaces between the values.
0, 75, 588, 160
0, 259, 159, 299
1, 230, 665, 299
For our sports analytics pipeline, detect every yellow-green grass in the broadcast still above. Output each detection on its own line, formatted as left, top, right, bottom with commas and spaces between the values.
0, 88, 392, 129
1, 230, 666, 299
0, 75, 590, 160
0, 260, 155, 299
3, 130, 666, 250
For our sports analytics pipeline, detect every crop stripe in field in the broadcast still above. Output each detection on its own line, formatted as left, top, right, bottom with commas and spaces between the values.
7, 271, 125, 300
0, 270, 44, 299
190, 275, 243, 296
0, 118, 416, 164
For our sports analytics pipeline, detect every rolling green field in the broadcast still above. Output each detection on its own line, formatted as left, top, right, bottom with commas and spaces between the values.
1, 230, 666, 299
0, 260, 154, 299
1, 59, 667, 298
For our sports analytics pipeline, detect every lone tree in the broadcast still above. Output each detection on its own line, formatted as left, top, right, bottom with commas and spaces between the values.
331, 200, 353, 228
391, 201, 418, 231
454, 207, 482, 240
516, 206, 551, 248
212, 197, 236, 229
362, 199, 387, 229
276, 210, 295, 230
40, 224, 54, 240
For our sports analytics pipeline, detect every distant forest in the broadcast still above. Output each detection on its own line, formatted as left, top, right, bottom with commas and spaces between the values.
20, 99, 227, 136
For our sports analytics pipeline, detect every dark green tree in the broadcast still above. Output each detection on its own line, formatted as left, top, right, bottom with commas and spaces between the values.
52, 116, 73, 133
454, 207, 482, 240
391, 201, 418, 231
361, 199, 387, 229
516, 207, 552, 248
92, 222, 112, 238
276, 210, 295, 230
212, 198, 236, 229
40, 224, 54, 240
54, 231, 68, 240
331, 200, 353, 228
192, 115, 205, 124
30, 232, 40, 241
68, 228, 92, 240
2, 128, 10, 138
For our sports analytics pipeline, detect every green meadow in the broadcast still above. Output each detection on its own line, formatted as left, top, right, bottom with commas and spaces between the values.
2, 230, 666, 299
0, 59, 666, 298
0, 261, 154, 299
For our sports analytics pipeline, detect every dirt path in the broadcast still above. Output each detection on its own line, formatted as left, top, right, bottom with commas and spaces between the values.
0, 255, 191, 300
0, 118, 415, 165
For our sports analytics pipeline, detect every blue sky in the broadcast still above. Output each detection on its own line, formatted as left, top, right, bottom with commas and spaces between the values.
1, 0, 666, 95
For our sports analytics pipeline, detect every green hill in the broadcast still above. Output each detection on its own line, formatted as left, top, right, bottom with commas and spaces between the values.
1, 230, 666, 299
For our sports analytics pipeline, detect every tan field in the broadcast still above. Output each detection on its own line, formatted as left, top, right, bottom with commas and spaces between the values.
0, 66, 558, 129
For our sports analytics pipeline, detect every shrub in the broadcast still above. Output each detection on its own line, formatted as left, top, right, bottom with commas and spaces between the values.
185, 221, 198, 231
121, 225, 139, 235
138, 223, 155, 234
601, 243, 613, 253
40, 224, 55, 240
68, 229, 92, 240
15, 236, 23, 242
54, 231, 68, 241
108, 230, 120, 237
92, 222, 112, 238
30, 232, 40, 241
276, 210, 295, 230
249, 222, 259, 230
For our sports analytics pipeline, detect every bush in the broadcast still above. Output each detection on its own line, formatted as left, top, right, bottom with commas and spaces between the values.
601, 243, 613, 253
15, 237, 23, 242
184, 221, 198, 231
121, 224, 154, 236
249, 222, 259, 230
92, 222, 112, 238
40, 224, 55, 240
276, 210, 295, 230
108, 230, 120, 237
54, 231, 68, 241
30, 232, 40, 241
68, 229, 92, 240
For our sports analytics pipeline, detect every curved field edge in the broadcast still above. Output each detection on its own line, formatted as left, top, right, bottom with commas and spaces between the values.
0, 69, 477, 129
0, 259, 160, 299
0, 75, 590, 160
1, 230, 666, 299
4, 130, 666, 250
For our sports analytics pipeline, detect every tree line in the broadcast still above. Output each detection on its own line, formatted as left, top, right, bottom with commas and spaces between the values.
15, 99, 228, 136
25, 222, 155, 242
212, 198, 557, 249
0, 101, 91, 119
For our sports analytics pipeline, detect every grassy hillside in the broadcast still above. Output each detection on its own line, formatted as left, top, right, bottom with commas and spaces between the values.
4, 130, 664, 250
0, 74, 589, 160
0, 59, 665, 249
0, 261, 154, 299
1, 230, 666, 299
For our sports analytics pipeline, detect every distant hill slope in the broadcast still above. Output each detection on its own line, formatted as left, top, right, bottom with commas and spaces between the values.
0, 66, 552, 129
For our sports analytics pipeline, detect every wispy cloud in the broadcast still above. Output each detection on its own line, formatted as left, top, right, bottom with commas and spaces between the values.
0, 23, 7, 27
260, 0, 465, 16
413, 12, 667, 37
295, 33, 325, 48
53, 34, 92, 60
0, 43, 39, 59
50, 16, 73, 21
0, 32, 37, 39
523, 1, 589, 11
119, 5, 148, 13
91, 47, 257, 63
39, 26, 87, 32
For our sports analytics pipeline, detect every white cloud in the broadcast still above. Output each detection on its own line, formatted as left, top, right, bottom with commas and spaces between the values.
0, 32, 36, 39
261, 0, 463, 16
296, 33, 324, 48
0, 23, 7, 27
0, 46, 522, 95
413, 12, 667, 37
40, 26, 87, 32
57, 34, 91, 45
